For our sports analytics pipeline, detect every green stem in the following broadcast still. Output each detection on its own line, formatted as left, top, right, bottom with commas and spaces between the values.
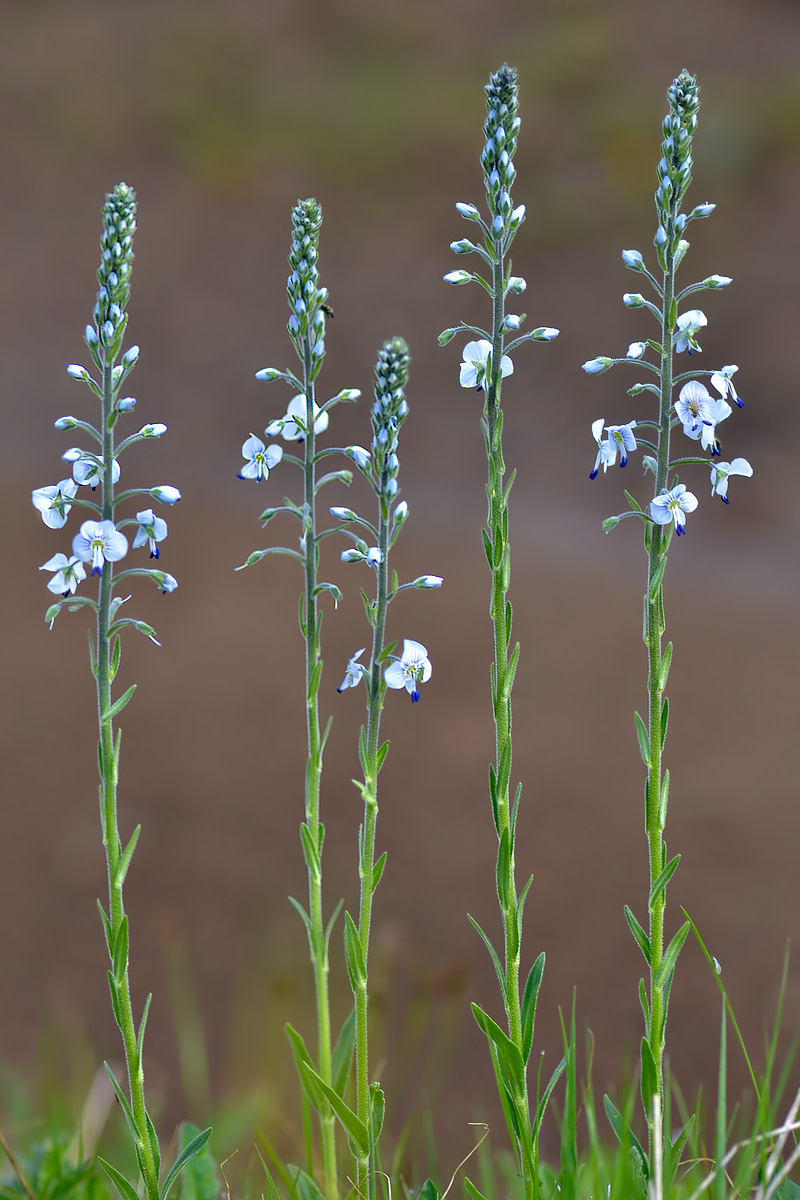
485, 252, 534, 1198
643, 220, 677, 1160
301, 354, 338, 1200
353, 489, 390, 1199
97, 354, 159, 1200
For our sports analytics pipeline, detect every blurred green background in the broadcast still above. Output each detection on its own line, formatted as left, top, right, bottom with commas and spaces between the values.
3, 0, 800, 1171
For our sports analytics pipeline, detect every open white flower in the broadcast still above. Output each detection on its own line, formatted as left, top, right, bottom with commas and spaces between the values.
709, 458, 753, 503
674, 309, 707, 354
711, 364, 743, 408
589, 419, 638, 479
238, 434, 283, 481
40, 553, 86, 596
72, 519, 128, 574
337, 648, 366, 693
650, 484, 698, 536
385, 639, 432, 703
133, 509, 168, 558
459, 339, 513, 391
266, 394, 328, 441
73, 455, 121, 489
32, 479, 78, 529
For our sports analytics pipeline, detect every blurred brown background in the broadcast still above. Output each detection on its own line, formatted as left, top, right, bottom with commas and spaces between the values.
3, 0, 800, 1173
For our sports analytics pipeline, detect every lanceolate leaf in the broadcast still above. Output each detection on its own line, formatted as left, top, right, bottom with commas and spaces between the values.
298, 1062, 369, 1157
471, 1002, 524, 1092
97, 1158, 140, 1200
467, 914, 507, 1004
624, 905, 651, 965
160, 1126, 213, 1200
654, 919, 690, 991
520, 952, 545, 1063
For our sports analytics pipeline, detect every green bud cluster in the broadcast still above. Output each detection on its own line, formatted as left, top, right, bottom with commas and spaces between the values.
93, 183, 136, 357
287, 198, 327, 379
370, 337, 410, 503
656, 69, 700, 231
480, 63, 520, 221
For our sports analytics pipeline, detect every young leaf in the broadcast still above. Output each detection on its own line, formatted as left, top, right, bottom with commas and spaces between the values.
496, 826, 511, 911
658, 641, 673, 691
624, 905, 651, 964
116, 825, 142, 891
658, 769, 670, 829
639, 1036, 658, 1119
343, 910, 366, 993
369, 1082, 385, 1142
298, 1062, 369, 1157
372, 851, 387, 891
106, 684, 137, 722
602, 1094, 649, 1189
649, 853, 681, 911
97, 1159, 140, 1200
660, 696, 669, 750
654, 919, 690, 991
331, 1008, 356, 1097
467, 914, 507, 1004
471, 1002, 524, 1092
520, 952, 546, 1063
160, 1126, 212, 1200
463, 1180, 488, 1200
112, 915, 129, 982
634, 712, 651, 767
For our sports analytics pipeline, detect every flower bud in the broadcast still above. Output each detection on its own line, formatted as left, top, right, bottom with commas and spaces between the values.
393, 500, 408, 524
346, 445, 371, 471
506, 276, 527, 294
414, 575, 443, 589
623, 293, 645, 308
455, 202, 480, 220
532, 327, 559, 341
621, 249, 644, 270
117, 397, 137, 412
140, 423, 167, 437
450, 239, 476, 254
55, 415, 79, 429
443, 271, 473, 285
702, 274, 732, 289
122, 345, 140, 367
151, 485, 181, 504
582, 357, 613, 375
690, 202, 715, 218
330, 507, 356, 521
255, 367, 282, 381
67, 364, 90, 381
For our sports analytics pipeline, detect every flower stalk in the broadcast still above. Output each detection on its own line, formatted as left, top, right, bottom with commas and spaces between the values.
442, 65, 560, 1198
584, 71, 751, 1177
34, 183, 209, 1200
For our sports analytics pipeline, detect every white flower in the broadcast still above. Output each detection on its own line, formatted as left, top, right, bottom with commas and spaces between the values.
650, 484, 698, 536
589, 419, 638, 479
40, 553, 86, 596
711, 364, 743, 408
366, 547, 382, 567
73, 455, 121, 490
459, 339, 513, 390
674, 309, 707, 354
238, 434, 283, 481
133, 509, 168, 558
151, 485, 181, 505
709, 458, 753, 503
156, 572, 178, 593
674, 380, 713, 435
32, 479, 78, 529
266, 394, 328, 441
384, 639, 432, 703
72, 519, 128, 574
337, 648, 365, 693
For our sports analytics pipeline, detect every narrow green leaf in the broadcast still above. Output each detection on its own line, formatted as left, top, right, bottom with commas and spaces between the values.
520, 952, 545, 1063
510, 781, 522, 834
649, 556, 667, 602
286, 1165, 326, 1200
285, 1024, 323, 1111
649, 854, 681, 911
287, 895, 312, 937
110, 635, 122, 682
107, 972, 123, 1027
471, 1002, 524, 1091
136, 993, 152, 1069
488, 765, 499, 834
298, 1062, 369, 1156
660, 696, 669, 751
87, 628, 97, 677
481, 527, 492, 568
500, 642, 520, 702
664, 1114, 694, 1195
640, 1036, 658, 1118
369, 1082, 385, 1142
463, 1179, 488, 1200
658, 641, 673, 691
299, 824, 321, 880
638, 977, 650, 1038
658, 769, 670, 829
97, 900, 112, 954
654, 919, 690, 991
172, 1121, 219, 1200
496, 827, 511, 911
160, 1127, 212, 1200
376, 739, 390, 773
103, 1062, 137, 1142
634, 712, 651, 767
97, 1158, 141, 1200
602, 1094, 649, 1187
112, 916, 129, 982
322, 897, 343, 957
468, 914, 507, 1004
531, 1054, 567, 1144
343, 911, 366, 993
625, 490, 645, 515
116, 825, 141, 890
358, 725, 368, 778
145, 1109, 161, 1188
331, 1008, 356, 1098
372, 851, 387, 892
105, 684, 137, 722
624, 905, 651, 965
319, 715, 333, 758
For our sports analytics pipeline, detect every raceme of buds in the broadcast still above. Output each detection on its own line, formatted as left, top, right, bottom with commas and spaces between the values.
481, 63, 521, 223
370, 337, 410, 503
